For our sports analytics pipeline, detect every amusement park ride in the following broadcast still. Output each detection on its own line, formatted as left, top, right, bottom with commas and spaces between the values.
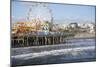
12, 2, 53, 34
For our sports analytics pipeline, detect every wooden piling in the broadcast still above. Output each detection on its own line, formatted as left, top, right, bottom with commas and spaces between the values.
11, 33, 69, 48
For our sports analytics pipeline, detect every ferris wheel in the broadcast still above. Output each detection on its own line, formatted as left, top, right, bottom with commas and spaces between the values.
24, 2, 53, 23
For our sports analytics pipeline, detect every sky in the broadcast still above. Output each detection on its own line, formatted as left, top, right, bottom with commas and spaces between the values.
12, 1, 96, 24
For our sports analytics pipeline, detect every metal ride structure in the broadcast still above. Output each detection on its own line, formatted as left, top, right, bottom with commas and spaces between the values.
25, 2, 53, 31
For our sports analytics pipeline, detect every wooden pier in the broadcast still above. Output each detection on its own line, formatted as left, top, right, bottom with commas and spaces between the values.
11, 33, 74, 48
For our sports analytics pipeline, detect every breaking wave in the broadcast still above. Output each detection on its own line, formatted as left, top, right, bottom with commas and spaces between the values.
11, 46, 95, 60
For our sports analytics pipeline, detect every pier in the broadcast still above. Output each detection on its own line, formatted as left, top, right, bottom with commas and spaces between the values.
11, 32, 74, 48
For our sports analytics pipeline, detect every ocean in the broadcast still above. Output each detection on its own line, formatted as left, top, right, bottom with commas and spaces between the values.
11, 38, 96, 66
